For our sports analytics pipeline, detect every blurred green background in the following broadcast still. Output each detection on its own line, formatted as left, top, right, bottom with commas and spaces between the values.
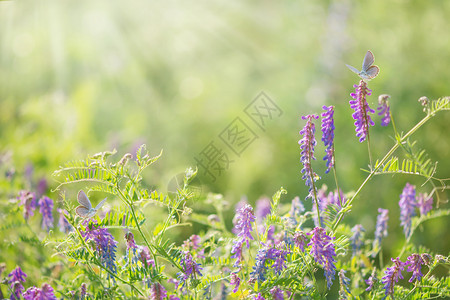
1, 0, 449, 259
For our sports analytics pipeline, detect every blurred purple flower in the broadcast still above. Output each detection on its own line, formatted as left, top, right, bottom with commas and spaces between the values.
321, 105, 335, 173
177, 251, 202, 289
37, 178, 48, 197
182, 234, 201, 250
270, 286, 285, 300
255, 197, 271, 222
23, 283, 57, 300
168, 278, 179, 290
57, 208, 72, 233
138, 246, 155, 268
293, 231, 308, 252
417, 193, 433, 216
289, 196, 305, 226
349, 80, 375, 142
377, 94, 391, 126
230, 272, 240, 293
399, 183, 416, 238
254, 293, 265, 300
18, 191, 37, 221
38, 196, 54, 231
406, 253, 426, 282
80, 220, 118, 280
381, 257, 406, 299
365, 268, 377, 292
169, 296, 180, 300
8, 266, 27, 300
338, 270, 351, 299
373, 208, 389, 254
80, 283, 87, 299
149, 282, 167, 300
349, 224, 365, 257
231, 240, 244, 267
299, 114, 320, 201
308, 227, 337, 289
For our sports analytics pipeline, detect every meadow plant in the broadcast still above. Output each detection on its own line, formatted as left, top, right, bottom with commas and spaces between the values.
1, 55, 450, 300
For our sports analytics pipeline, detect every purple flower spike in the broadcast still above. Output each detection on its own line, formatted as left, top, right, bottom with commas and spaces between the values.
57, 208, 72, 233
254, 293, 265, 300
377, 94, 391, 126
406, 253, 427, 282
381, 257, 407, 299
18, 191, 37, 221
230, 272, 241, 293
149, 282, 167, 300
234, 204, 256, 247
373, 208, 389, 254
299, 114, 320, 201
308, 227, 337, 289
350, 224, 365, 257
321, 105, 335, 173
23, 283, 57, 300
38, 196, 54, 231
177, 251, 203, 289
338, 270, 351, 299
417, 193, 433, 216
349, 80, 375, 142
270, 286, 285, 300
399, 183, 416, 238
365, 268, 377, 292
8, 266, 27, 300
293, 231, 308, 252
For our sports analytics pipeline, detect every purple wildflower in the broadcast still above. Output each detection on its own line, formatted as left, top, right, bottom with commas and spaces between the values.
288, 196, 305, 226
38, 196, 54, 231
417, 193, 433, 216
293, 231, 308, 252
313, 187, 346, 227
124, 232, 138, 265
230, 272, 240, 293
270, 286, 285, 300
177, 251, 203, 289
365, 268, 377, 292
250, 246, 270, 281
80, 220, 118, 279
308, 227, 337, 289
271, 242, 291, 274
168, 278, 179, 290
381, 257, 407, 299
321, 105, 335, 173
399, 183, 416, 238
138, 246, 155, 268
23, 283, 57, 300
80, 283, 87, 299
18, 190, 37, 221
349, 80, 375, 142
182, 234, 201, 250
8, 266, 27, 300
377, 94, 391, 126
254, 293, 265, 300
234, 204, 255, 247
231, 240, 244, 267
37, 178, 48, 197
57, 208, 72, 233
373, 208, 389, 254
255, 197, 271, 221
338, 270, 351, 299
169, 296, 181, 300
349, 224, 365, 257
149, 282, 167, 300
299, 114, 320, 201
406, 253, 427, 282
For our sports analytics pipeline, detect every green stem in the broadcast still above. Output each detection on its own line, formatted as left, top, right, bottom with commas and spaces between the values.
331, 113, 434, 235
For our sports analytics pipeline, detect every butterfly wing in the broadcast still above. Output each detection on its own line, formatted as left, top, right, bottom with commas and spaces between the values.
346, 64, 360, 75
77, 190, 92, 210
365, 65, 380, 79
362, 50, 375, 72
76, 206, 90, 218
94, 198, 107, 211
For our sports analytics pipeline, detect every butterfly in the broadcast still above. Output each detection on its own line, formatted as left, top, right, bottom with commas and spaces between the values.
76, 190, 107, 218
346, 50, 380, 81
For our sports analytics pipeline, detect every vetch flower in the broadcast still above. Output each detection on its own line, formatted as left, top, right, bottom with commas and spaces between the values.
293, 231, 308, 252
177, 251, 203, 289
38, 196, 54, 231
338, 270, 351, 299
254, 293, 265, 300
270, 286, 285, 300
365, 268, 377, 292
271, 242, 290, 274
57, 208, 72, 233
377, 94, 391, 126
149, 282, 167, 300
399, 183, 416, 238
233, 204, 255, 247
250, 246, 270, 282
8, 266, 27, 300
349, 80, 375, 142
373, 208, 389, 255
349, 224, 365, 257
231, 240, 244, 267
255, 197, 271, 221
230, 272, 240, 293
288, 196, 305, 226
321, 105, 335, 173
406, 253, 427, 282
138, 246, 155, 268
308, 227, 337, 289
299, 114, 320, 201
80, 220, 118, 280
23, 283, 57, 300
417, 193, 433, 216
18, 191, 37, 221
381, 257, 407, 299
80, 283, 87, 299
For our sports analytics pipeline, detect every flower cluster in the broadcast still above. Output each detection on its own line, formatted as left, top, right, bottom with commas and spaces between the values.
349, 224, 365, 257
349, 80, 375, 142
321, 105, 335, 173
8, 266, 27, 300
38, 196, 54, 231
177, 251, 203, 289
308, 227, 337, 289
417, 193, 433, 216
80, 220, 118, 279
365, 268, 377, 292
373, 208, 389, 253
338, 270, 351, 299
149, 282, 167, 300
18, 191, 36, 221
23, 284, 57, 300
377, 94, 391, 126
250, 242, 290, 282
57, 208, 72, 233
406, 253, 430, 282
299, 114, 320, 201
230, 272, 240, 293
293, 231, 308, 252
381, 257, 407, 298
399, 183, 417, 238
231, 204, 256, 267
